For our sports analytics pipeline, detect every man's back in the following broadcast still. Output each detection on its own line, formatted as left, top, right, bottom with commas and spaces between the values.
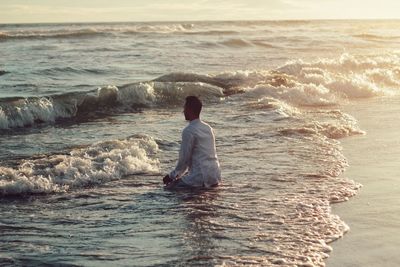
165, 95, 221, 189
171, 119, 221, 188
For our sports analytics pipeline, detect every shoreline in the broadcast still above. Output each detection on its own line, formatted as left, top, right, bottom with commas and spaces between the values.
327, 97, 400, 266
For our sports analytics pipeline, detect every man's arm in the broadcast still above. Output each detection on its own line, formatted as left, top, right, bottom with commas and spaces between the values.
169, 129, 194, 180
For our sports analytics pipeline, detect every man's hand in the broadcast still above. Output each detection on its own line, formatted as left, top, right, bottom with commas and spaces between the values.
163, 174, 173, 185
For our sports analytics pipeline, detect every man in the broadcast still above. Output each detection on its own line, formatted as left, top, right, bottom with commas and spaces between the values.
163, 96, 221, 189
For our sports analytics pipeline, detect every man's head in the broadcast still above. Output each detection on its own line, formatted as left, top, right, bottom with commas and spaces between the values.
184, 96, 202, 121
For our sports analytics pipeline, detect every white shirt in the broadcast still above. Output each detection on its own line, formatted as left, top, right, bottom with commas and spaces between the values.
170, 119, 221, 188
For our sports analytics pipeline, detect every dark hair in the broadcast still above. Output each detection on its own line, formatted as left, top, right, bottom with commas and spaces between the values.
185, 96, 202, 117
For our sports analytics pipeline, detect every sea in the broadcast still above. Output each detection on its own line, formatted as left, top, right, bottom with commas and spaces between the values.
0, 20, 399, 266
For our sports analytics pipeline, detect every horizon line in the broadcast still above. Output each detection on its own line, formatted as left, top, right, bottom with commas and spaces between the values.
1, 18, 400, 26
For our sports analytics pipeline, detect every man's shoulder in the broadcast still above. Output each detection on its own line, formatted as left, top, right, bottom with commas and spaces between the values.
183, 120, 211, 134
185, 119, 214, 131
199, 120, 213, 131
182, 123, 195, 135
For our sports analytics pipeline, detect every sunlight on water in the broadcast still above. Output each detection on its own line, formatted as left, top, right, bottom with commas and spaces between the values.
0, 20, 399, 266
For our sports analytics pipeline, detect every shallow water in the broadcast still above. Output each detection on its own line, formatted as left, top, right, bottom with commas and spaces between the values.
328, 96, 400, 267
1, 20, 400, 266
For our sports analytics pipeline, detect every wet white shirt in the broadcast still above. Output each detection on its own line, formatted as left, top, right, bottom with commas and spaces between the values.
170, 119, 221, 188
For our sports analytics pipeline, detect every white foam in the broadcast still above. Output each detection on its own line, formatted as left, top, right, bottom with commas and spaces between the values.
133, 24, 190, 33
116, 83, 156, 106
153, 81, 224, 101
277, 53, 400, 99
245, 82, 337, 107
214, 70, 270, 88
0, 136, 159, 195
278, 108, 365, 139
204, 53, 400, 108
0, 98, 77, 129
280, 121, 365, 139
243, 97, 300, 119
0, 80, 225, 129
116, 81, 224, 107
0, 107, 8, 129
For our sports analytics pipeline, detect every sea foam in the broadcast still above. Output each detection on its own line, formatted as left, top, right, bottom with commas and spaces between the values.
0, 81, 224, 129
1, 53, 398, 130
0, 97, 76, 129
0, 135, 159, 195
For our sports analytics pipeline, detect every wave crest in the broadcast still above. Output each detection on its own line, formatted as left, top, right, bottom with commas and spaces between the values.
0, 97, 77, 129
0, 81, 224, 129
2, 53, 398, 129
0, 23, 195, 41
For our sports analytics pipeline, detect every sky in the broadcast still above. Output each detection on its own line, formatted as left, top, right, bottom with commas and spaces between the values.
1, 0, 400, 24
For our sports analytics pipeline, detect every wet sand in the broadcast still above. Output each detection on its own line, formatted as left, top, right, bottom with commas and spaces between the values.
328, 96, 400, 266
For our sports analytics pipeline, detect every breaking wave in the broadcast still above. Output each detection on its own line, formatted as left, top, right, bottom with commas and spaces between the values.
0, 23, 195, 40
1, 53, 398, 130
158, 53, 400, 103
0, 81, 224, 129
0, 135, 159, 196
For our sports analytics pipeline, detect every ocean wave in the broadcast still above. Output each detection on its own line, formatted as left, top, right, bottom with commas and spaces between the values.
122, 23, 193, 34
220, 38, 253, 48
0, 70, 9, 76
278, 54, 400, 97
0, 81, 224, 130
353, 33, 400, 41
0, 29, 107, 40
252, 40, 276, 48
238, 54, 400, 107
266, 20, 312, 26
245, 82, 338, 107
183, 30, 239, 35
34, 66, 107, 76
0, 23, 194, 41
154, 71, 269, 93
1, 53, 398, 129
162, 52, 400, 101
279, 121, 364, 139
221, 20, 311, 27
154, 72, 236, 90
119, 81, 223, 105
150, 54, 400, 107
0, 135, 159, 196
278, 109, 365, 139
0, 97, 78, 129
217, 38, 276, 49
